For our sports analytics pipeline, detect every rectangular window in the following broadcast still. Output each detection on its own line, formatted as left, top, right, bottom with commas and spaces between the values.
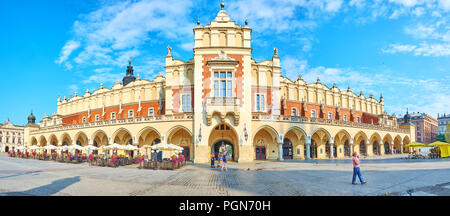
95, 115, 100, 121
255, 94, 265, 112
82, 117, 86, 123
292, 108, 298, 116
311, 110, 316, 118
182, 94, 192, 112
256, 95, 260, 111
129, 110, 134, 118
111, 112, 116, 120
357, 117, 361, 123
148, 108, 154, 116
344, 115, 347, 121
328, 112, 332, 119
214, 70, 233, 97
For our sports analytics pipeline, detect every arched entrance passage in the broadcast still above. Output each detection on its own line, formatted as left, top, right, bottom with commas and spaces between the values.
384, 141, 390, 154
283, 138, 293, 159
212, 140, 234, 161
311, 128, 331, 159
373, 141, 379, 155
60, 133, 72, 146
383, 134, 393, 155
167, 126, 193, 161
284, 127, 306, 160
370, 133, 381, 156
5, 146, 9, 152
137, 127, 161, 157
39, 136, 47, 147
354, 131, 368, 156
112, 128, 133, 156
253, 126, 278, 160
209, 123, 239, 161
92, 130, 108, 155
403, 136, 411, 153
335, 130, 351, 158
49, 135, 58, 146
394, 136, 402, 154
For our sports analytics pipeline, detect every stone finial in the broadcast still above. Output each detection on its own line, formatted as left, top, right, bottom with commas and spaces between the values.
129, 57, 132, 65
197, 19, 200, 25
100, 83, 103, 89
167, 45, 172, 56
221, 0, 225, 9
317, 77, 321, 83
74, 91, 77, 97
116, 80, 120, 84
333, 83, 337, 88
136, 74, 141, 80
245, 19, 248, 25
274, 48, 279, 57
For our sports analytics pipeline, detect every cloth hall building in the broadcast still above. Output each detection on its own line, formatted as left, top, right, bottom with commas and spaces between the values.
24, 4, 414, 163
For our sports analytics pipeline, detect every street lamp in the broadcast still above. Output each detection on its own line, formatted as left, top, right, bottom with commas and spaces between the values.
244, 123, 248, 141
198, 124, 202, 142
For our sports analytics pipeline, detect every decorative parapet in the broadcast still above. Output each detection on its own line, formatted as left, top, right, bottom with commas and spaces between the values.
205, 97, 240, 126
252, 114, 410, 134
30, 113, 194, 135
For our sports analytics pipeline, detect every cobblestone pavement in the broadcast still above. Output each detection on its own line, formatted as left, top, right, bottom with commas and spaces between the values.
0, 153, 449, 196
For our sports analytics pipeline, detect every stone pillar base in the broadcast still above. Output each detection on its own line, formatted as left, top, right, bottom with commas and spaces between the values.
238, 145, 253, 163
193, 145, 209, 163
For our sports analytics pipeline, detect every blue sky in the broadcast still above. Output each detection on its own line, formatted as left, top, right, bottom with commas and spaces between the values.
1, 0, 449, 126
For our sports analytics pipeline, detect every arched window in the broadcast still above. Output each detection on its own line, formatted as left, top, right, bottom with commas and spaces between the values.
202, 32, 210, 47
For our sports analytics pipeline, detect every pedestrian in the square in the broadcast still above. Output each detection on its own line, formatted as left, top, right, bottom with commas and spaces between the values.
352, 152, 367, 185
217, 152, 222, 168
221, 152, 228, 172
210, 153, 215, 168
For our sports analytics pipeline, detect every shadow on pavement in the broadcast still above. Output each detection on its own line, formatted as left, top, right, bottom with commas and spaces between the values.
3, 176, 81, 196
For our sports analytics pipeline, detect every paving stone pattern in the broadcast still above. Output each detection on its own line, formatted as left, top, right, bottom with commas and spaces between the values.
0, 153, 449, 196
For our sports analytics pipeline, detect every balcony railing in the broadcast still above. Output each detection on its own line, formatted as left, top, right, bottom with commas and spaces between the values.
206, 97, 240, 107
30, 113, 193, 135
252, 114, 409, 134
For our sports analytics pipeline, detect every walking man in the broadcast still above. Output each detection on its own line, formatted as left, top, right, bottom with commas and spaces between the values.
221, 152, 228, 171
352, 152, 367, 185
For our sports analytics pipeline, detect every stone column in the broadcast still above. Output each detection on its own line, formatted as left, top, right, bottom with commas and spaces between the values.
329, 137, 335, 159
349, 139, 354, 156
305, 135, 311, 160
278, 142, 284, 161
366, 140, 370, 156
400, 144, 403, 154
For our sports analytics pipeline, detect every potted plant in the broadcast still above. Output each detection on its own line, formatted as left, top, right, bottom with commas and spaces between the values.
136, 153, 143, 169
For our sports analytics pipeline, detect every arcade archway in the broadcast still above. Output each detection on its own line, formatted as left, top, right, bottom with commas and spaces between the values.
208, 123, 238, 161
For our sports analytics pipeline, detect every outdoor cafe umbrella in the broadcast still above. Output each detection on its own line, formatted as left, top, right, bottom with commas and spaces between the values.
44, 145, 58, 150
167, 144, 184, 151
29, 146, 41, 150
404, 142, 427, 147
104, 143, 125, 150
427, 141, 450, 147
124, 144, 138, 151
428, 141, 450, 158
82, 145, 98, 154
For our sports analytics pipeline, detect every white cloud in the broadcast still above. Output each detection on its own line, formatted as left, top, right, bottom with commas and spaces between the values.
382, 44, 417, 53
55, 40, 80, 64
388, 0, 421, 7
68, 84, 78, 92
438, 0, 450, 11
59, 0, 194, 68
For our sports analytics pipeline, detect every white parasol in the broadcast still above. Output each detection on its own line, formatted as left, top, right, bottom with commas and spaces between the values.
82, 145, 99, 151
104, 143, 125, 150
29, 145, 41, 150
44, 145, 58, 150
124, 144, 138, 150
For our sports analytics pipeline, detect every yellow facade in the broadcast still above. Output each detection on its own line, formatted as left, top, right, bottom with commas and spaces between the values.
24, 4, 414, 163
